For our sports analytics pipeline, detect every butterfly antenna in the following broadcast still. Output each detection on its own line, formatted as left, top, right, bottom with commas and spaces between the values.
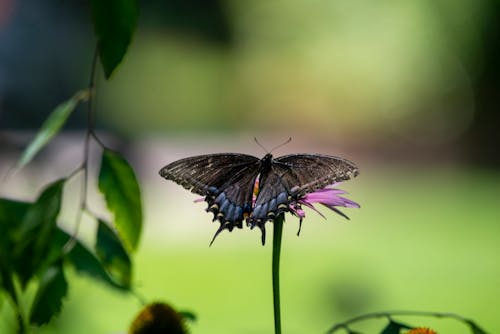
254, 137, 269, 154
270, 137, 292, 153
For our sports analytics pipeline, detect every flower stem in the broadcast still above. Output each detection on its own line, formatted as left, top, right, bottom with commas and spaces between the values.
272, 214, 284, 334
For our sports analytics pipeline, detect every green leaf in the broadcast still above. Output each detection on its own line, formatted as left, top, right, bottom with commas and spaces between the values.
11, 180, 65, 287
23, 180, 65, 251
29, 263, 68, 326
0, 198, 31, 300
178, 310, 197, 323
17, 91, 88, 169
0, 268, 17, 304
0, 198, 30, 229
60, 229, 128, 291
467, 320, 489, 334
98, 149, 142, 252
0, 198, 31, 262
380, 320, 412, 334
90, 0, 139, 78
95, 220, 132, 288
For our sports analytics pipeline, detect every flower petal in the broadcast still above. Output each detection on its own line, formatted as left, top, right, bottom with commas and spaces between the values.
299, 201, 326, 219
293, 183, 359, 222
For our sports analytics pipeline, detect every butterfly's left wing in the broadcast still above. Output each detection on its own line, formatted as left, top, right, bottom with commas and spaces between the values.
159, 153, 259, 195
159, 153, 260, 243
248, 154, 359, 244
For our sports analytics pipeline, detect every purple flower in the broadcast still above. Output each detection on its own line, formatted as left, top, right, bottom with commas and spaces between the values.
289, 183, 360, 235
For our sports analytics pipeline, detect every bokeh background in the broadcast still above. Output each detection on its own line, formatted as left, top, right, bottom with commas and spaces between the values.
1, 0, 499, 333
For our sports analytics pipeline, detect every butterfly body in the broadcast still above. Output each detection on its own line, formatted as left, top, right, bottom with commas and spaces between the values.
160, 152, 358, 244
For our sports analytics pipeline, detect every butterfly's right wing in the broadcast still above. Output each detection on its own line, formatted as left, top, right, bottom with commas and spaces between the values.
159, 154, 260, 239
274, 154, 359, 195
247, 154, 359, 244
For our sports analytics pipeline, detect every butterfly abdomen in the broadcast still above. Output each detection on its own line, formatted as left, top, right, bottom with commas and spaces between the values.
247, 191, 290, 225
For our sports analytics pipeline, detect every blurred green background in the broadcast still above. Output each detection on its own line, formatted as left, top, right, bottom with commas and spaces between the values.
1, 0, 499, 333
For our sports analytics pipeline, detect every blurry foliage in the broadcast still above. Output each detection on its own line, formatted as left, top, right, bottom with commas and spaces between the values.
16, 90, 89, 169
99, 148, 143, 252
1, 0, 143, 331
91, 0, 139, 78
379, 320, 412, 334
95, 220, 132, 288
29, 262, 67, 326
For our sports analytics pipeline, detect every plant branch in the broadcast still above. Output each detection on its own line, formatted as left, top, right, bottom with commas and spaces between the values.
87, 46, 99, 135
63, 46, 100, 253
326, 310, 478, 333
12, 276, 28, 334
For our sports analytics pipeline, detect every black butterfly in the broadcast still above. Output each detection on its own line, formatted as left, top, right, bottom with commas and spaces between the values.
159, 152, 359, 245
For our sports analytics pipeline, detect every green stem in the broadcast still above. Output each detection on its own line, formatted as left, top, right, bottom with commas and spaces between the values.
12, 279, 28, 334
272, 214, 284, 334
18, 312, 28, 334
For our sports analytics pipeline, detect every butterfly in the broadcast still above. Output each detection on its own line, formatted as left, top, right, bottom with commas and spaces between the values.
159, 152, 359, 245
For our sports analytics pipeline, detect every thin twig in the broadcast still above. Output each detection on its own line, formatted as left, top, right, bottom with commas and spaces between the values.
63, 46, 99, 254
90, 131, 106, 148
66, 164, 85, 181
326, 310, 474, 333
